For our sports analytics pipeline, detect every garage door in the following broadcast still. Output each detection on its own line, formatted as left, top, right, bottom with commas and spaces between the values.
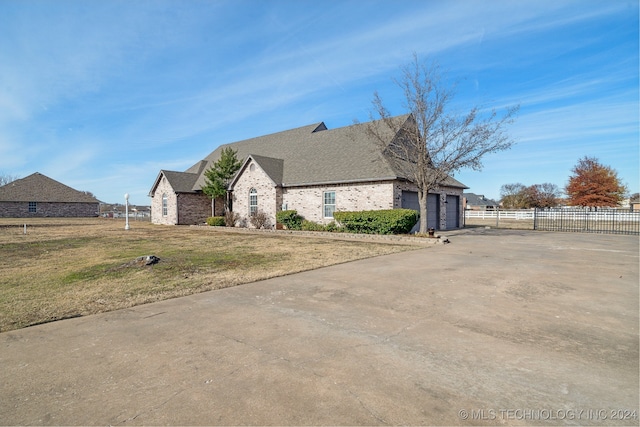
401, 191, 439, 230
428, 194, 439, 229
446, 195, 460, 229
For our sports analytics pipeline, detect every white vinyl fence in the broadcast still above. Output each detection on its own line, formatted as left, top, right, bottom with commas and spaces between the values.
465, 208, 640, 235
465, 210, 534, 220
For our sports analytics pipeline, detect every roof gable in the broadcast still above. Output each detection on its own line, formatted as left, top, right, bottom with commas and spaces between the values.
165, 114, 467, 192
0, 172, 99, 203
150, 161, 207, 196
229, 154, 284, 190
188, 116, 415, 191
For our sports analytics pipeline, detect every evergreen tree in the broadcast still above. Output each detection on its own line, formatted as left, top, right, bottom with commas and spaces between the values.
201, 147, 242, 212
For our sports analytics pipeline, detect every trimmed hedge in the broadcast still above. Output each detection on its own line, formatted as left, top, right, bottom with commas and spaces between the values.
333, 209, 418, 234
276, 210, 303, 230
206, 216, 226, 226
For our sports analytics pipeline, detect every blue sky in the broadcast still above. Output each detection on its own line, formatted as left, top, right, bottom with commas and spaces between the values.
1, 0, 638, 205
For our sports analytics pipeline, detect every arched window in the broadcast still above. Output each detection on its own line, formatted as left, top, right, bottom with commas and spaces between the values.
249, 188, 258, 216
162, 193, 168, 216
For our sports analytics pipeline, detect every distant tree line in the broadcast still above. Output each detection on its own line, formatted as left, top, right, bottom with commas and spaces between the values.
500, 182, 561, 209
499, 156, 628, 208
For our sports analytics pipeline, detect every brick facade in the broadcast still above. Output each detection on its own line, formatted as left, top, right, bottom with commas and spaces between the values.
151, 173, 218, 225
232, 159, 279, 228
151, 164, 464, 229
0, 201, 99, 217
151, 176, 178, 224
283, 181, 395, 224
177, 193, 212, 225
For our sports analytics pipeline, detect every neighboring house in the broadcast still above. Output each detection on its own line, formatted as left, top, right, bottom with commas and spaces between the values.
463, 193, 499, 211
100, 204, 151, 218
0, 172, 100, 217
149, 115, 468, 230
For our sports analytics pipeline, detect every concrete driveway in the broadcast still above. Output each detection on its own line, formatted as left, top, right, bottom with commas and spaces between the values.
1, 229, 638, 426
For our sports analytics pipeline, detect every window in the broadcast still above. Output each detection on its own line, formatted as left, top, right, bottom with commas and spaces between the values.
323, 191, 335, 218
28, 202, 37, 213
249, 188, 258, 216
162, 193, 168, 216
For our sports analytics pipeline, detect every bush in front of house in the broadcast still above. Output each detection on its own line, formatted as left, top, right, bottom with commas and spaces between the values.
333, 209, 418, 234
224, 211, 239, 227
301, 219, 326, 231
250, 210, 270, 229
276, 210, 303, 230
206, 216, 226, 226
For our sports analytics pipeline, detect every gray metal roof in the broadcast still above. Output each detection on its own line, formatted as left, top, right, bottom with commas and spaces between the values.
0, 172, 100, 203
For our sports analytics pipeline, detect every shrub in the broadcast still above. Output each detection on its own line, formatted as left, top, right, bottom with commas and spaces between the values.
333, 209, 418, 234
206, 216, 226, 226
276, 210, 303, 230
324, 221, 340, 232
250, 210, 271, 229
301, 220, 326, 231
224, 211, 239, 227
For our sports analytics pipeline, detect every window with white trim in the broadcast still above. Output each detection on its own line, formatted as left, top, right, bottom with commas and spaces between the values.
28, 201, 37, 213
162, 193, 168, 216
249, 188, 258, 216
323, 191, 335, 218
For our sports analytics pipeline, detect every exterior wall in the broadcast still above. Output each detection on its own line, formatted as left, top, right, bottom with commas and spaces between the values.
151, 176, 178, 225
0, 202, 99, 218
231, 159, 278, 228
212, 196, 226, 217
393, 182, 464, 230
228, 164, 465, 230
283, 181, 395, 224
177, 192, 211, 225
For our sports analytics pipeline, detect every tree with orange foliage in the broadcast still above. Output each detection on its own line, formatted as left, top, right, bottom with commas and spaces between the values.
565, 156, 627, 207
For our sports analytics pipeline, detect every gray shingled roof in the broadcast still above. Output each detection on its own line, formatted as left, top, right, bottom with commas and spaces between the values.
248, 155, 284, 185
464, 193, 499, 207
163, 115, 466, 193
161, 170, 201, 193
0, 172, 99, 203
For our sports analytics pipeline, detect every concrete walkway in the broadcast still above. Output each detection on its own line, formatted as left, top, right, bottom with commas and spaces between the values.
1, 229, 638, 425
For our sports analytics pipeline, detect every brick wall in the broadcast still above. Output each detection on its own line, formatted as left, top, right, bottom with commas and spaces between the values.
151, 176, 178, 225
283, 181, 395, 224
150, 175, 213, 225
231, 159, 278, 228
0, 202, 99, 217
177, 193, 211, 225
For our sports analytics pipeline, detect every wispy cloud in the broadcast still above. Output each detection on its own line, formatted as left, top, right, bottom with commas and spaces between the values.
0, 0, 636, 203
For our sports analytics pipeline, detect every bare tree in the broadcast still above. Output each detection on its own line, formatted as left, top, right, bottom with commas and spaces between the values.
500, 183, 528, 209
501, 182, 562, 208
367, 55, 518, 233
0, 173, 19, 187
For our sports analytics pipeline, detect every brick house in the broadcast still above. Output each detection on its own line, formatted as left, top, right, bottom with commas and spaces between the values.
0, 172, 100, 217
463, 193, 499, 211
149, 115, 467, 229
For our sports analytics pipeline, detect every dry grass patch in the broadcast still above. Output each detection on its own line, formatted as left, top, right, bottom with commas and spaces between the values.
0, 218, 420, 331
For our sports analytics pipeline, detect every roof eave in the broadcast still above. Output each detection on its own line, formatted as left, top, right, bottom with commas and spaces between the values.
282, 176, 401, 188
